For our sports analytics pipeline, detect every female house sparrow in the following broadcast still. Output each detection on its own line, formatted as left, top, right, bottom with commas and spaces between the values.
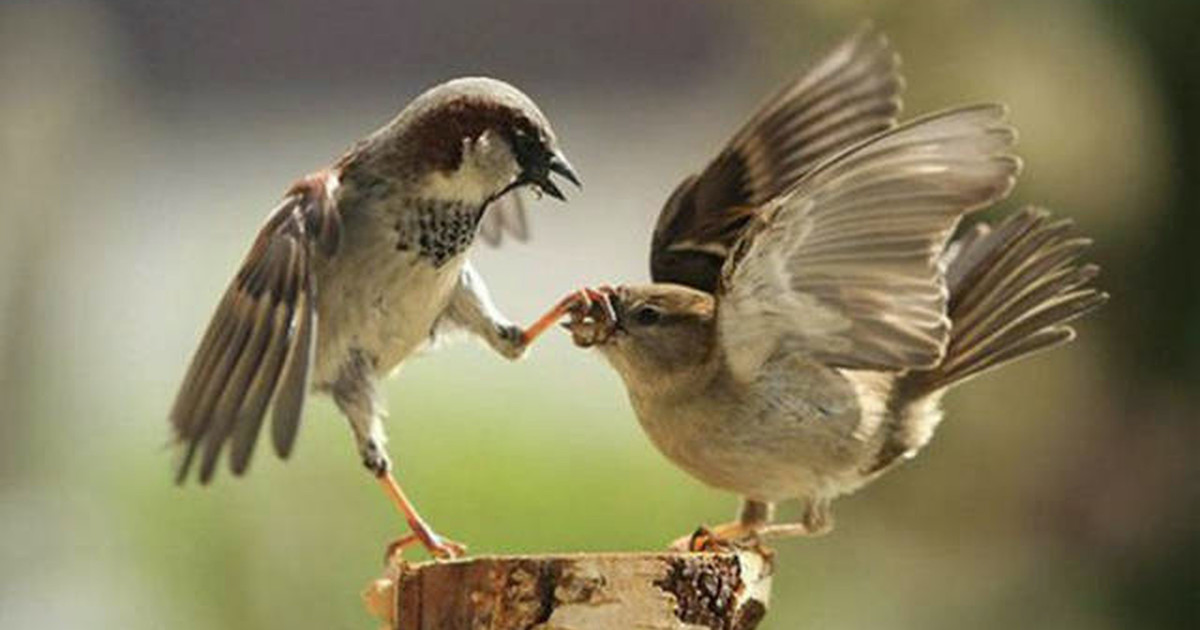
561, 32, 1106, 547
170, 77, 580, 558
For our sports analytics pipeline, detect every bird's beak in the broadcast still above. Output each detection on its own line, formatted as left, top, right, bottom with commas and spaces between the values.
549, 152, 581, 188
534, 151, 581, 201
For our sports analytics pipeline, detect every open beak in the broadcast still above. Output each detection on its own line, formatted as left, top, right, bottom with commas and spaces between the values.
534, 151, 581, 201
549, 152, 581, 188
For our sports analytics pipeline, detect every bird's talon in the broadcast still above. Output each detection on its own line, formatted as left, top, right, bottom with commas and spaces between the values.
591, 289, 619, 331
385, 528, 466, 562
383, 533, 419, 564
670, 523, 767, 554
669, 526, 708, 552
421, 530, 467, 560
430, 538, 467, 560
569, 289, 593, 315
687, 526, 731, 553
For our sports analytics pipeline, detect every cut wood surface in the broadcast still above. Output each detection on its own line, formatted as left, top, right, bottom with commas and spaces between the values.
365, 551, 773, 630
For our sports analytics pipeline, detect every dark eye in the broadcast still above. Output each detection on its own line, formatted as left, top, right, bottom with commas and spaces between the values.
508, 126, 542, 167
631, 305, 662, 326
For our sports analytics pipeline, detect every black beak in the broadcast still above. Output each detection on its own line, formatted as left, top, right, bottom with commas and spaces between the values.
533, 151, 581, 201
549, 152, 581, 188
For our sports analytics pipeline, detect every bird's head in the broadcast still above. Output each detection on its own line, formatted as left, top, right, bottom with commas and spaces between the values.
564, 284, 718, 394
370, 77, 579, 206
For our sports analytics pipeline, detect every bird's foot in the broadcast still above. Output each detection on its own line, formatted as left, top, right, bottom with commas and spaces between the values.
372, 464, 466, 562
561, 286, 619, 347
384, 523, 467, 562
383, 533, 418, 563
670, 522, 773, 558
519, 287, 618, 348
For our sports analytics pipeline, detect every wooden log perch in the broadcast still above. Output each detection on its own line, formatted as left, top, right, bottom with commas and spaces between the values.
364, 551, 773, 630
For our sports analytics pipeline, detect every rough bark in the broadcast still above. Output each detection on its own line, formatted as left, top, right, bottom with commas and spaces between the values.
364, 551, 773, 630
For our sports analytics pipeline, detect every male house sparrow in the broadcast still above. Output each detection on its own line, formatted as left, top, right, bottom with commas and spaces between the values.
170, 77, 580, 558
562, 30, 1106, 547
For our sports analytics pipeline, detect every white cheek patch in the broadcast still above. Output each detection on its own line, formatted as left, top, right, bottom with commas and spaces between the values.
418, 130, 519, 205
419, 170, 495, 206
470, 131, 493, 154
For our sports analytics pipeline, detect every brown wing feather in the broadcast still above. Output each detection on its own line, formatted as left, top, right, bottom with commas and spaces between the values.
651, 25, 905, 292
716, 105, 1021, 380
270, 267, 315, 460
171, 176, 340, 483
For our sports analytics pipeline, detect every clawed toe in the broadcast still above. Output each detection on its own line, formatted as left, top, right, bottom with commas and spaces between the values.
669, 523, 771, 555
669, 525, 734, 552
562, 286, 620, 347
383, 533, 419, 564
670, 526, 727, 553
427, 536, 467, 560
385, 529, 467, 562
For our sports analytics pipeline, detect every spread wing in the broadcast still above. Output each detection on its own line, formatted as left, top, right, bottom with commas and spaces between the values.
716, 105, 1021, 382
169, 176, 341, 484
651, 25, 905, 292
477, 190, 529, 246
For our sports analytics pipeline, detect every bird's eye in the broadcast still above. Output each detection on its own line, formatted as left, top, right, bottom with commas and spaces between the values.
631, 305, 662, 326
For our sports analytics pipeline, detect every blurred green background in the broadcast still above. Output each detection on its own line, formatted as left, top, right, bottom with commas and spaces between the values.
1, 0, 1196, 628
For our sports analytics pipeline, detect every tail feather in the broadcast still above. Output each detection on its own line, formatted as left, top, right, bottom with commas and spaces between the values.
916, 207, 1108, 392
866, 206, 1107, 473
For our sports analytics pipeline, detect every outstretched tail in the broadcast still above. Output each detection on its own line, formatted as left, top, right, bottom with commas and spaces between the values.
916, 206, 1108, 391
868, 207, 1108, 472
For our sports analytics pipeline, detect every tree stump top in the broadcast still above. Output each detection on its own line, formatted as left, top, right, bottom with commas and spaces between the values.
365, 551, 773, 630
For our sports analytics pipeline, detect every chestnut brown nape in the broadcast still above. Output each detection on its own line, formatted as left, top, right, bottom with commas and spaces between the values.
405, 98, 543, 174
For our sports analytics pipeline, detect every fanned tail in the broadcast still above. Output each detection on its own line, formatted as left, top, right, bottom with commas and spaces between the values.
868, 206, 1108, 472
918, 206, 1107, 391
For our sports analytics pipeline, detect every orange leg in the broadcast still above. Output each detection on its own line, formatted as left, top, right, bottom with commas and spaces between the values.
518, 287, 616, 346
378, 472, 465, 561
669, 499, 829, 552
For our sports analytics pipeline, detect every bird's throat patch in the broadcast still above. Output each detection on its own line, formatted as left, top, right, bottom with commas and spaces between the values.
394, 200, 484, 267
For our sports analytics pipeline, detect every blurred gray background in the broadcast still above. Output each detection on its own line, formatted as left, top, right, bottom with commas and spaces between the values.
0, 0, 1196, 628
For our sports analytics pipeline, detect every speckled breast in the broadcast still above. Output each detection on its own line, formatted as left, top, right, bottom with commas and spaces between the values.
393, 199, 485, 267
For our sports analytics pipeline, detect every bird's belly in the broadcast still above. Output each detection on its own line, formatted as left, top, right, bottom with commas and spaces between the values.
629, 387, 870, 503
313, 247, 465, 385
